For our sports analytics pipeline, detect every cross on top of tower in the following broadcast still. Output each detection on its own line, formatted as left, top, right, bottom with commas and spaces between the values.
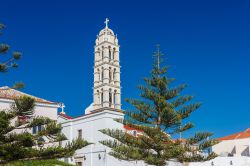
105, 18, 109, 29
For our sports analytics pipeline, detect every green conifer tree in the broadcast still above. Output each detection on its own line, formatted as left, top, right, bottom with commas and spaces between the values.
0, 23, 90, 163
100, 45, 218, 166
0, 95, 90, 164
0, 23, 23, 89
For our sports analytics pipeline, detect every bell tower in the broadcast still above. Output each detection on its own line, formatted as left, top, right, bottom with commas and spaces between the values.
93, 18, 121, 110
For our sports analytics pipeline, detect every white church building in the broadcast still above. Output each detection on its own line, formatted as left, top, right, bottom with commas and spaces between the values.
57, 18, 152, 166
0, 86, 59, 135
1, 19, 250, 166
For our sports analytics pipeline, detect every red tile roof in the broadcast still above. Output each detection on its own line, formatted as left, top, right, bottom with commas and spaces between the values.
124, 125, 143, 132
0, 86, 57, 105
218, 128, 250, 141
59, 113, 73, 119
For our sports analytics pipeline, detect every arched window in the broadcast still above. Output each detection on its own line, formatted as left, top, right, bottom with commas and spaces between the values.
109, 46, 111, 60
101, 89, 104, 106
101, 68, 104, 82
101, 47, 104, 60
113, 68, 116, 80
97, 69, 100, 81
97, 90, 100, 104
113, 48, 115, 60
109, 67, 112, 82
109, 89, 112, 107
114, 90, 117, 105
97, 48, 100, 58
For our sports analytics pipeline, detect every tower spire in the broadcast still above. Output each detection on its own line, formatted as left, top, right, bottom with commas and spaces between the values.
92, 19, 121, 111
104, 18, 109, 29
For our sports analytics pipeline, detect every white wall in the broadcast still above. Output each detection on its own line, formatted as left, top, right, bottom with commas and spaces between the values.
60, 110, 123, 142
0, 98, 58, 135
0, 98, 58, 120
188, 156, 250, 166
60, 110, 136, 166
212, 138, 250, 156
34, 104, 58, 120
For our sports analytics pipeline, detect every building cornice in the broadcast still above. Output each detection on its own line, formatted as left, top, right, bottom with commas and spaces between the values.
95, 41, 120, 48
60, 108, 124, 125
93, 83, 120, 89
94, 61, 120, 68
0, 98, 59, 108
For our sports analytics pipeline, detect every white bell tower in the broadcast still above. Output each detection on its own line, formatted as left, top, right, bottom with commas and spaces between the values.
93, 18, 121, 110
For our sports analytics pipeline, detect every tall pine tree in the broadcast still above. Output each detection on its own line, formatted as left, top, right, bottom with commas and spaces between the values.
0, 23, 90, 163
0, 23, 23, 89
100, 45, 217, 166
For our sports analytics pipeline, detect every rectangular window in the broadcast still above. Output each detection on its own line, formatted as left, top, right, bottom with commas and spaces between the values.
32, 126, 37, 134
15, 120, 19, 127
38, 125, 42, 132
78, 129, 82, 139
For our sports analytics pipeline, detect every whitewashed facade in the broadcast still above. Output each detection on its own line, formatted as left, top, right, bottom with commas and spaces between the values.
188, 156, 250, 166
58, 109, 124, 166
0, 86, 59, 122
0, 86, 59, 135
212, 128, 250, 157
0, 86, 59, 120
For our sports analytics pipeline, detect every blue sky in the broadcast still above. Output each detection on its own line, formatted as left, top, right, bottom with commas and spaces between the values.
1, 0, 250, 138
